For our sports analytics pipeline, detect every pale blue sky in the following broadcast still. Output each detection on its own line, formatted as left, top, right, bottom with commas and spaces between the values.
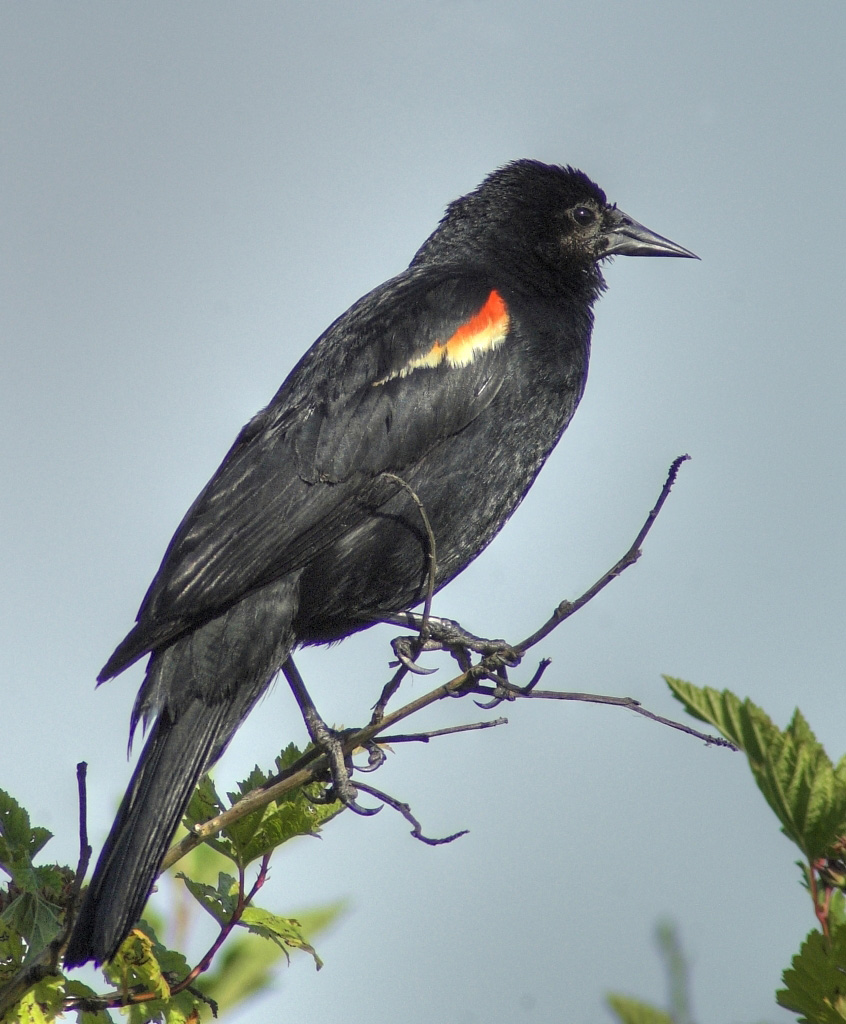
3, 4, 845, 1021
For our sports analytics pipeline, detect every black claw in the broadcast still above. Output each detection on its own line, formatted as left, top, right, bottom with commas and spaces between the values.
334, 788, 382, 816
474, 695, 505, 710
356, 742, 387, 773
391, 636, 437, 675
401, 653, 437, 676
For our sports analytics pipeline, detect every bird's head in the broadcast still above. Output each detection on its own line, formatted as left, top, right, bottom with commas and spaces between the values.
413, 159, 697, 297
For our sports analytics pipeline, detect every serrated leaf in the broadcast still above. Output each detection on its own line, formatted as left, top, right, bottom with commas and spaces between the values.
777, 926, 846, 1022
666, 678, 846, 859
201, 898, 344, 1015
227, 764, 275, 803
664, 677, 778, 750
0, 790, 52, 863
184, 774, 225, 828
178, 872, 238, 924
216, 755, 342, 868
181, 776, 237, 861
101, 926, 199, 1024
0, 918, 24, 981
274, 742, 306, 772
0, 790, 53, 890
181, 751, 341, 870
134, 920, 192, 980
0, 891, 63, 961
607, 993, 674, 1024
238, 905, 323, 968
103, 928, 171, 1001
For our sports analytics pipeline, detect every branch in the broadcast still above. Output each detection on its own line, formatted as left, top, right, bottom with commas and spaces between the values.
378, 718, 509, 743
160, 455, 714, 872
516, 453, 690, 653
47, 453, 722, 1022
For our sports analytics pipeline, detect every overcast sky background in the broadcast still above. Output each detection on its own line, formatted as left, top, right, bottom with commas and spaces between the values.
2, 4, 845, 1022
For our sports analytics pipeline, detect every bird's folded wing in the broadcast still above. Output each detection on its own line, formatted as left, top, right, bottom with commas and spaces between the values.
102, 267, 513, 676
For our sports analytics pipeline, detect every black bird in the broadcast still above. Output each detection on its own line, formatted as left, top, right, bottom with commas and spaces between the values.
64, 160, 696, 966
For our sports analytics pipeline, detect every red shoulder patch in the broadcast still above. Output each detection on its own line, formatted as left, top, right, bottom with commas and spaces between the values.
377, 290, 510, 384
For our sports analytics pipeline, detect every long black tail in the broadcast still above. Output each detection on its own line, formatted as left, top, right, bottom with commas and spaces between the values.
64, 686, 258, 966
65, 578, 299, 966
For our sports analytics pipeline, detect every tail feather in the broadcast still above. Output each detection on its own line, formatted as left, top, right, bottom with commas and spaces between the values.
65, 695, 246, 966
66, 576, 299, 966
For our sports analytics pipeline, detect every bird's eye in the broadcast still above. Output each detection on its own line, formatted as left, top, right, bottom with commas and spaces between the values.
572, 206, 596, 226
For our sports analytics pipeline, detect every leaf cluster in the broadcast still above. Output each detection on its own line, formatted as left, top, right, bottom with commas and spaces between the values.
608, 679, 846, 1024
0, 746, 344, 1023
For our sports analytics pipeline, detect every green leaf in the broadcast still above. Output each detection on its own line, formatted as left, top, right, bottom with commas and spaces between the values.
178, 872, 238, 925
133, 920, 193, 981
0, 790, 53, 892
200, 899, 345, 1016
103, 928, 171, 1002
238, 904, 323, 968
777, 926, 846, 1022
101, 926, 198, 1024
607, 993, 674, 1024
0, 790, 52, 868
183, 775, 225, 832
0, 891, 63, 962
181, 776, 237, 862
181, 749, 342, 870
666, 678, 846, 859
0, 918, 25, 981
664, 677, 777, 749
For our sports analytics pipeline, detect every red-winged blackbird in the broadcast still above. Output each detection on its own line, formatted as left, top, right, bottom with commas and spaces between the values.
64, 160, 696, 967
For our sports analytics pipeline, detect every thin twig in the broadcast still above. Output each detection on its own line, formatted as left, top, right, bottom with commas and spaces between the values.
516, 455, 690, 652
379, 718, 509, 743
56, 763, 92, 958
354, 782, 468, 845
513, 689, 735, 748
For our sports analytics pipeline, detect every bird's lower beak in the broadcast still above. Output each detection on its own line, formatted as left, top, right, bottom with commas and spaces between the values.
602, 208, 699, 259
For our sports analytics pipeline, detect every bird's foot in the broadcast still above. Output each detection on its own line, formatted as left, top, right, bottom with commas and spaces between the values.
283, 656, 380, 816
388, 612, 519, 674
309, 721, 380, 816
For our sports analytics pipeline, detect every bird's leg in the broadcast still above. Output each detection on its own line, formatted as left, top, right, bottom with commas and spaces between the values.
281, 656, 378, 815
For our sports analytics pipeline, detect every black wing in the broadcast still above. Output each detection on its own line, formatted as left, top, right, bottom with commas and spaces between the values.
102, 265, 515, 677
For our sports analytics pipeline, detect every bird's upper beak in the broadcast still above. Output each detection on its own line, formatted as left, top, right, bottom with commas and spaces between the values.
602, 207, 699, 259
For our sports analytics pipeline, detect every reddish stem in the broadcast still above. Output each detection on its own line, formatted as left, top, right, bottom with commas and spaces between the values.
172, 855, 271, 993
809, 859, 831, 939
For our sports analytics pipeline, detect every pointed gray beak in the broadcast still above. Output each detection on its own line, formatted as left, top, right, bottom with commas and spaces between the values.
602, 207, 699, 259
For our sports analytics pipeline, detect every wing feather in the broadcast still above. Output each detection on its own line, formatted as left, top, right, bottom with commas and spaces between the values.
104, 266, 513, 675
